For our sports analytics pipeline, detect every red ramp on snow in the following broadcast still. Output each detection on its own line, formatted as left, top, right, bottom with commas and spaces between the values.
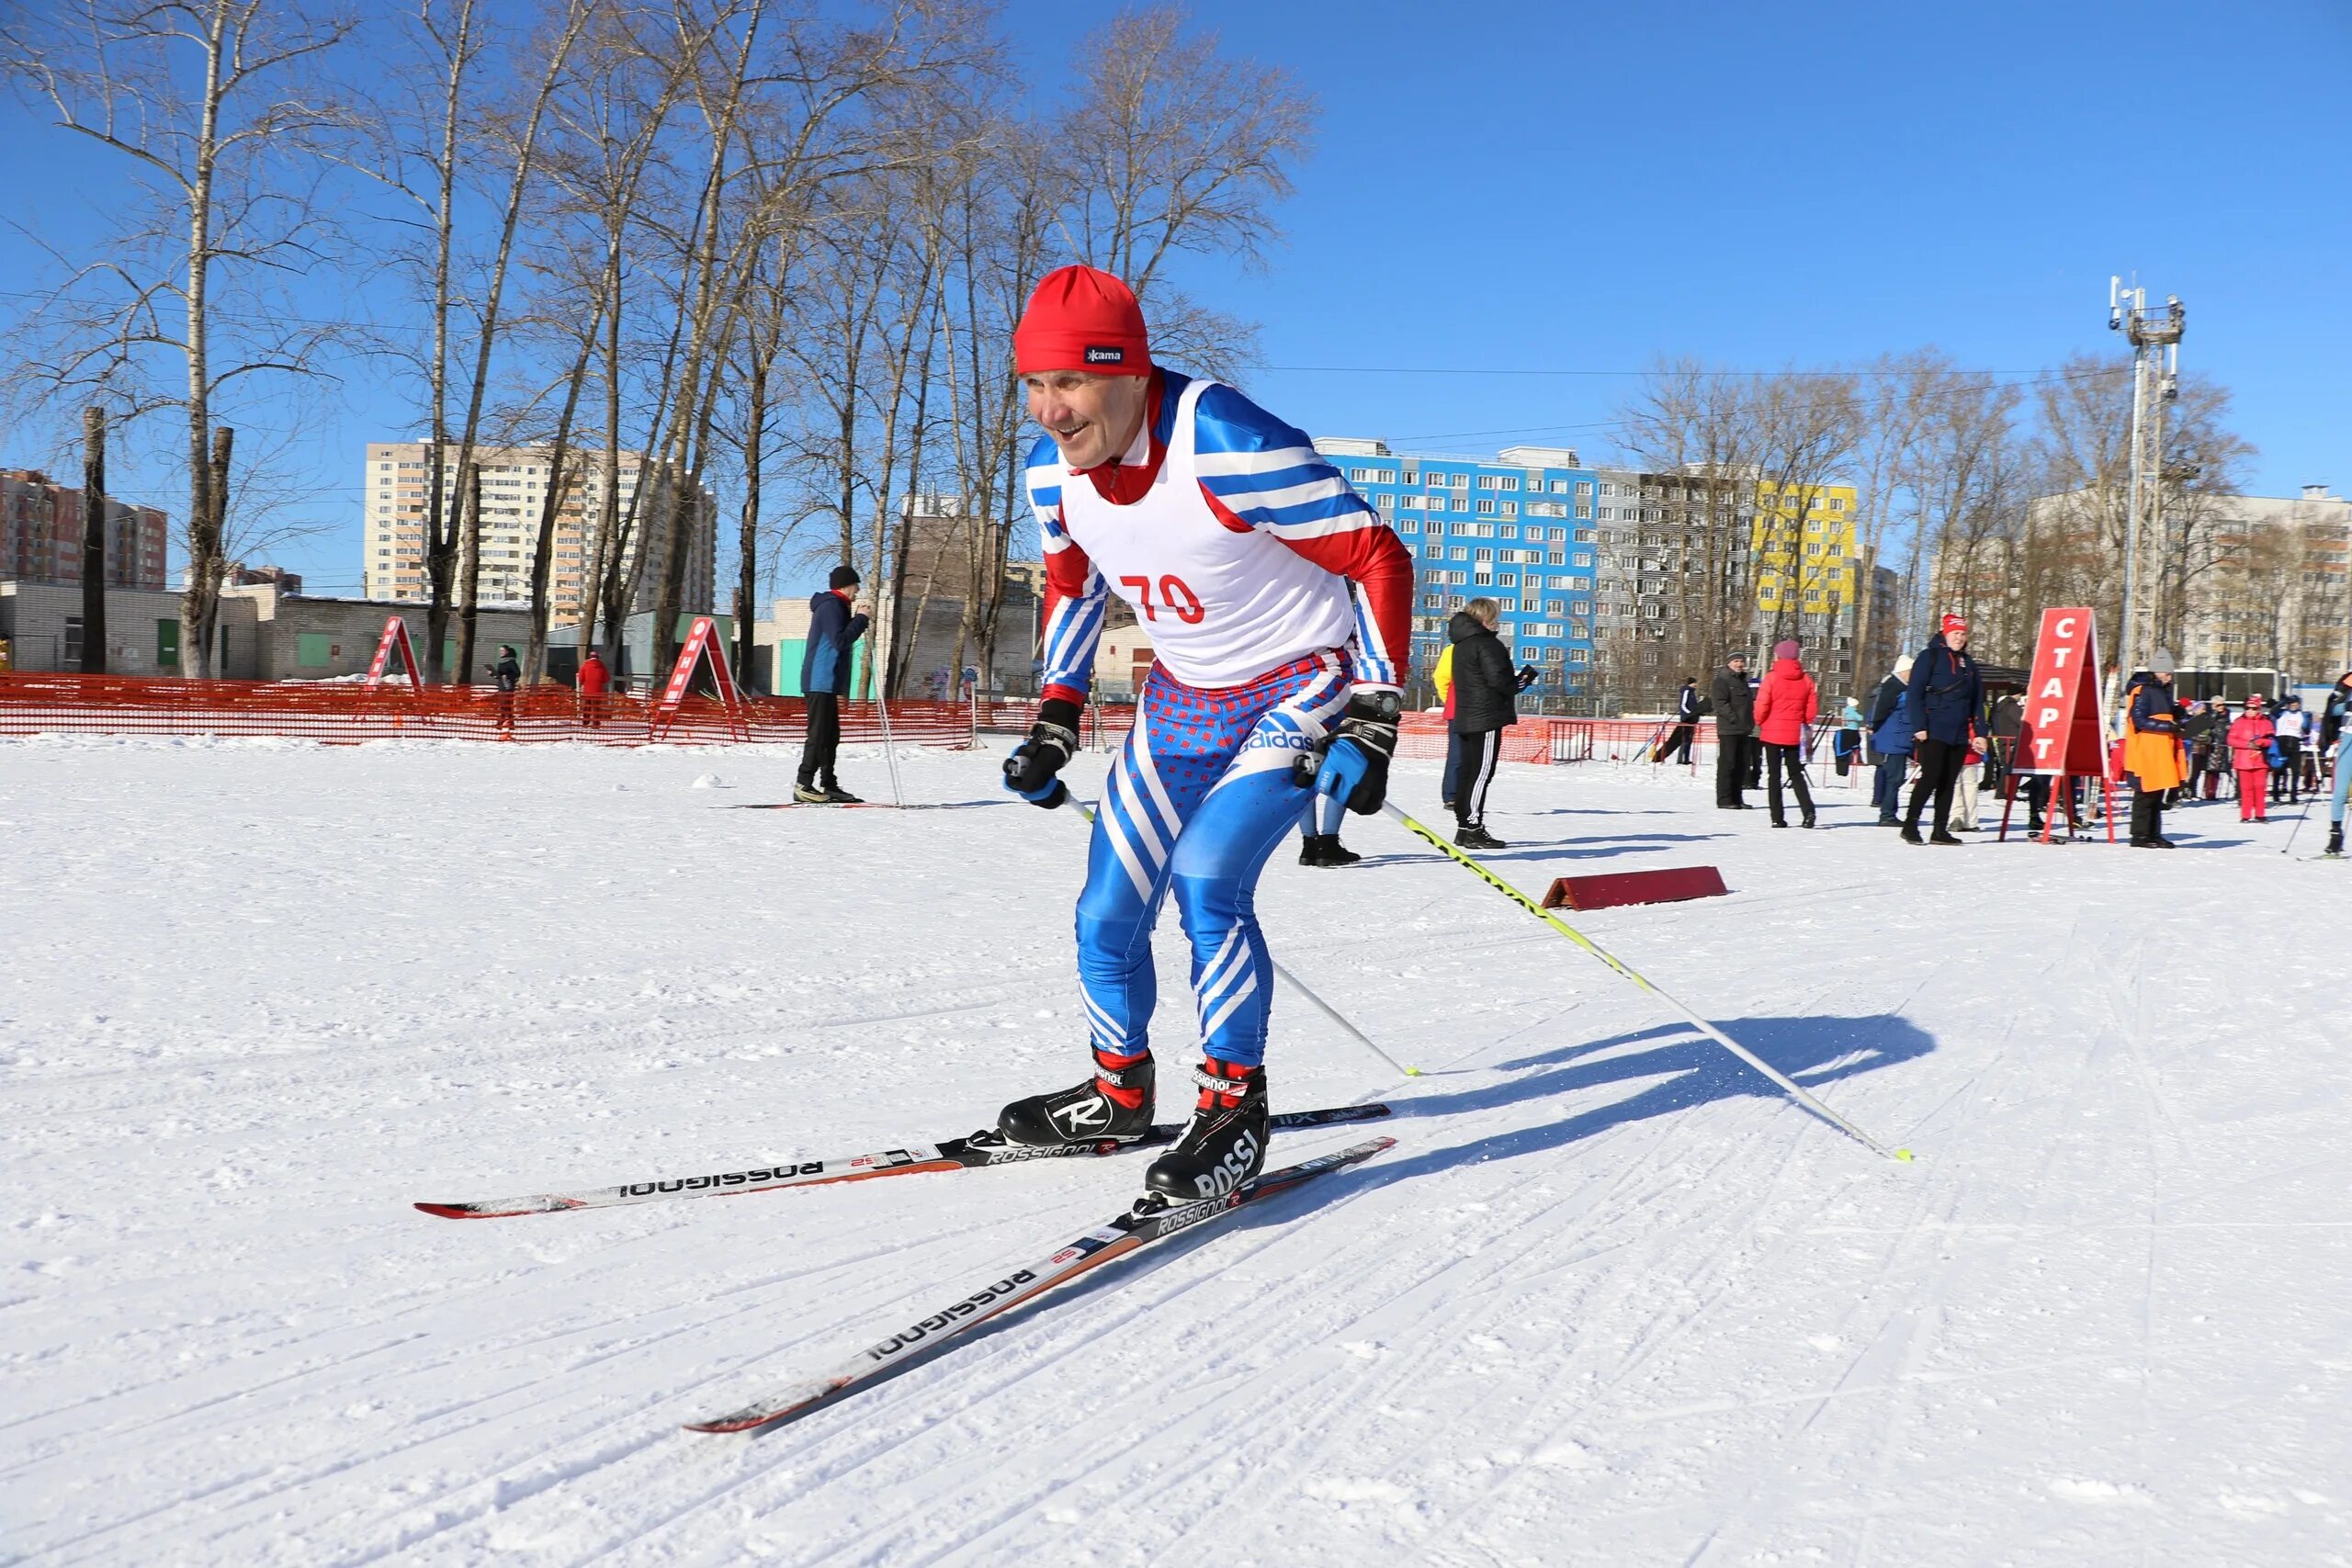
1542, 865, 1728, 912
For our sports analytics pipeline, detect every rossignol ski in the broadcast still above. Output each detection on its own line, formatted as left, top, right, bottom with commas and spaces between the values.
413, 1103, 1390, 1220
683, 1134, 1396, 1433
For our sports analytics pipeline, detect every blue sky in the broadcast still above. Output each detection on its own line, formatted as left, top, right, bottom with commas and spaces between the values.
4, 0, 2346, 599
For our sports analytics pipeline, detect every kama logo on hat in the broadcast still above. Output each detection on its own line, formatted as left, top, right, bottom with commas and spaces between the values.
1083, 345, 1125, 365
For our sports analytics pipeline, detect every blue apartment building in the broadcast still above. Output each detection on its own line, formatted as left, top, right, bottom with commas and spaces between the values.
1312, 439, 1601, 702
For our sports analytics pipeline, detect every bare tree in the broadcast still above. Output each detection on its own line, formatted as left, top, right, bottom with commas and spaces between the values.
80, 407, 109, 671
1051, 7, 1313, 376
3, 0, 356, 676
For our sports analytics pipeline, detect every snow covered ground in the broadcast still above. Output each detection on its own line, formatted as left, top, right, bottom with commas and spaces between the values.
4, 733, 2347, 1567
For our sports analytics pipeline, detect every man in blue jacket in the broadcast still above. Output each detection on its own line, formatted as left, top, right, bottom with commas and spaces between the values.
1900, 613, 1984, 845
797, 565, 870, 804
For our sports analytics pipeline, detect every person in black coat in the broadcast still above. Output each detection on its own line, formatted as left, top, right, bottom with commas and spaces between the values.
1448, 599, 1521, 850
1710, 653, 1756, 808
797, 565, 871, 803
488, 644, 521, 734
1899, 615, 1985, 843
1657, 677, 1702, 766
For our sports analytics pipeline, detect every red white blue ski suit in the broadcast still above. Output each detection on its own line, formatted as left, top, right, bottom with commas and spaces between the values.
1029, 369, 1411, 1067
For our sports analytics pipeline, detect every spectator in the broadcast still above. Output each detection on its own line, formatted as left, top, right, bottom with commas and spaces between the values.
1710, 652, 1757, 810
1833, 694, 1863, 777
1656, 677, 1702, 766
1433, 640, 1460, 812
1899, 613, 1984, 845
488, 643, 520, 736
1751, 638, 1818, 829
2272, 695, 2309, 803
1867, 655, 1915, 826
1447, 597, 1519, 850
2120, 650, 2186, 848
577, 648, 611, 729
2179, 697, 2220, 801
797, 565, 870, 805
2227, 694, 2277, 823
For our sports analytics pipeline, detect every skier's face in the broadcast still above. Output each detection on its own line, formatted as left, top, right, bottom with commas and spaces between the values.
1024, 370, 1148, 470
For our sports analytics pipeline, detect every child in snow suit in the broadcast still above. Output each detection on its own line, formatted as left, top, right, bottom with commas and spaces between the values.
2228, 695, 2277, 823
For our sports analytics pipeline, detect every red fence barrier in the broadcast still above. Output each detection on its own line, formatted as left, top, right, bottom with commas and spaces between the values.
0, 673, 978, 749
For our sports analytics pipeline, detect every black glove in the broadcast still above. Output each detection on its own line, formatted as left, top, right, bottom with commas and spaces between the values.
1297, 690, 1399, 815
1002, 697, 1081, 808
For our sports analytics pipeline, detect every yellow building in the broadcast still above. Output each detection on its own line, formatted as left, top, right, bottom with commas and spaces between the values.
1750, 479, 1859, 620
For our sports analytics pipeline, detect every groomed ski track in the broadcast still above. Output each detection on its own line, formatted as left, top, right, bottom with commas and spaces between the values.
3, 737, 2346, 1565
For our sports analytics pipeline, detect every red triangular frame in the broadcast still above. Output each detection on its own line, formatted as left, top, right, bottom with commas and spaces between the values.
2001, 606, 2117, 844
651, 615, 747, 739
364, 615, 423, 694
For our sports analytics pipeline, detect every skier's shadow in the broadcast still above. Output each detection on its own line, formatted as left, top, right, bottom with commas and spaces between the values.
1330, 1012, 1934, 1194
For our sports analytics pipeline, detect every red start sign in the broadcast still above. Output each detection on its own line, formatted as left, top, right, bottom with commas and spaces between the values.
364, 615, 422, 694
2014, 607, 2108, 777
652, 615, 747, 739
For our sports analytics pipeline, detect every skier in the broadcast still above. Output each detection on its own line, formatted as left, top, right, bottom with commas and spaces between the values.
796, 566, 869, 805
1656, 677, 1701, 766
992, 265, 1411, 1201
2324, 671, 2352, 856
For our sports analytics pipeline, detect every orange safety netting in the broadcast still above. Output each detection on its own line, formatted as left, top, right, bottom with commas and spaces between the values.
0, 673, 978, 749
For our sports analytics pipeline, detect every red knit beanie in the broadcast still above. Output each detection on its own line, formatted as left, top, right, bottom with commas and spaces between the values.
1013, 265, 1151, 377
1940, 612, 1968, 637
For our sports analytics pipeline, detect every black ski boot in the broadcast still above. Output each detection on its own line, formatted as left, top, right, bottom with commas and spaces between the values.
1454, 823, 1508, 851
821, 778, 864, 804
2328, 825, 2345, 858
998, 1050, 1156, 1146
1144, 1058, 1269, 1202
793, 779, 831, 805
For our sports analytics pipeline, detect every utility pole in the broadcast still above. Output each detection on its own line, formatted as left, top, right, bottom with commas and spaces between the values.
2107, 276, 2184, 700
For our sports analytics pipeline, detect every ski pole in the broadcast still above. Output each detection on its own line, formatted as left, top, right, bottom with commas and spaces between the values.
1375, 801, 1911, 1161
1056, 797, 1420, 1079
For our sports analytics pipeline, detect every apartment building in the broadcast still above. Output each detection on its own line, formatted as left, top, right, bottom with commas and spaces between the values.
1992, 483, 2351, 680
1310, 438, 1601, 703
1589, 468, 1863, 708
1, 468, 168, 589
359, 443, 716, 620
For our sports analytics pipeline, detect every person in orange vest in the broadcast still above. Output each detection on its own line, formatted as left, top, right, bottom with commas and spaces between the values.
2226, 694, 2277, 822
2120, 649, 2186, 847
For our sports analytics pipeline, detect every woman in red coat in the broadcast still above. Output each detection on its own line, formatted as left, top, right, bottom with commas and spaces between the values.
1751, 638, 1820, 829
2226, 694, 2277, 823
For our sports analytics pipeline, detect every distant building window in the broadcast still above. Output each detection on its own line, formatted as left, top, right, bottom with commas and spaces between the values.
1500, 502, 1517, 518
1572, 551, 1592, 566
1476, 500, 1497, 514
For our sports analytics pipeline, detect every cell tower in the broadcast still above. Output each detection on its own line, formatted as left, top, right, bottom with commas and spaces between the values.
2107, 276, 2184, 696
